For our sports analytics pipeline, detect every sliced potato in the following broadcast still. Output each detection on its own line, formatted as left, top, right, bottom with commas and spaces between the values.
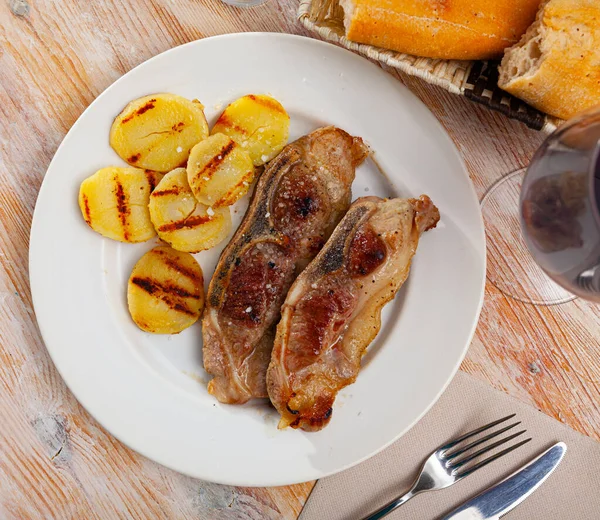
127, 246, 204, 334
78, 166, 163, 243
149, 168, 232, 252
110, 93, 209, 172
187, 133, 254, 207
211, 94, 290, 166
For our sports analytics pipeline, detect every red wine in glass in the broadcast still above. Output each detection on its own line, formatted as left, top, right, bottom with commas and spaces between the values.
520, 107, 600, 301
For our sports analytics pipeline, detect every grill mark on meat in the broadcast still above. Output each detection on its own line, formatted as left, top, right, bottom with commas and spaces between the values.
271, 173, 324, 235
297, 197, 316, 217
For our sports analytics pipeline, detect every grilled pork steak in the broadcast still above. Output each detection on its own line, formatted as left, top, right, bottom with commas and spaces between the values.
267, 196, 440, 431
203, 127, 368, 404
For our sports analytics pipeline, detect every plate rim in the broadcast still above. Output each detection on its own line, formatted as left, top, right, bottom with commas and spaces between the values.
29, 32, 486, 486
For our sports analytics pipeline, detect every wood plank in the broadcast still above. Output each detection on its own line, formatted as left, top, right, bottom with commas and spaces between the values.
1, 1, 599, 518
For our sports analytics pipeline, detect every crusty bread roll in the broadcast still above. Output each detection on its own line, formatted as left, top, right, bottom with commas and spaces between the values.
499, 0, 600, 120
339, 0, 541, 60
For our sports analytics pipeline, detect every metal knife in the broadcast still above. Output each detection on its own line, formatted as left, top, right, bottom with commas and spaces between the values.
441, 442, 566, 520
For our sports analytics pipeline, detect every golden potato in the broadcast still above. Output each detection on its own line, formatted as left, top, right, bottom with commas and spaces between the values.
79, 166, 163, 243
211, 94, 290, 166
127, 246, 204, 334
149, 168, 232, 252
187, 133, 254, 207
110, 93, 209, 172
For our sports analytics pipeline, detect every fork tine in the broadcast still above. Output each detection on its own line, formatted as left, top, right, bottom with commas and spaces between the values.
445, 422, 521, 460
449, 430, 527, 469
454, 437, 532, 478
440, 414, 517, 452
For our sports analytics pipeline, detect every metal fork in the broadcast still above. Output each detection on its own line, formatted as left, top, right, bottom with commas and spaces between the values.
362, 414, 531, 520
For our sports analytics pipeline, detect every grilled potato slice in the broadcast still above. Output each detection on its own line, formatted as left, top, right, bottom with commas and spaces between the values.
211, 94, 290, 166
187, 134, 254, 207
149, 167, 232, 252
78, 166, 163, 243
110, 93, 209, 172
127, 246, 204, 334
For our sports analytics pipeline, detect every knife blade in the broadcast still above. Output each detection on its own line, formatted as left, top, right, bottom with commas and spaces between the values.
441, 442, 566, 520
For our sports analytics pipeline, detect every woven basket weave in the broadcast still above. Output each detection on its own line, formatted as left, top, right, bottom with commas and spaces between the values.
299, 0, 561, 133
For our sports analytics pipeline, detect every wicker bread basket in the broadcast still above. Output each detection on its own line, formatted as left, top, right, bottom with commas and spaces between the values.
299, 0, 562, 133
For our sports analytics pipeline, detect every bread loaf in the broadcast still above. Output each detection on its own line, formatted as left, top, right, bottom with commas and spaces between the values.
498, 0, 600, 120
339, 0, 541, 60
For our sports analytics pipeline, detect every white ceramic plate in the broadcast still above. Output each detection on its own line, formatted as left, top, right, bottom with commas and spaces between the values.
30, 33, 485, 487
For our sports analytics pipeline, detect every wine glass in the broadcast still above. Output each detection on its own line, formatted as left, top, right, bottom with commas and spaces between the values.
482, 106, 600, 304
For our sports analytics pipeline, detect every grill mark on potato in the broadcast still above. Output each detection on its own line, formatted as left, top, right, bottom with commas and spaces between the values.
128, 153, 141, 164
215, 169, 254, 206
130, 277, 198, 316
151, 186, 182, 197
131, 276, 200, 299
247, 94, 286, 115
144, 170, 158, 192
193, 141, 236, 183
215, 114, 248, 135
157, 214, 213, 233
136, 319, 151, 331
161, 255, 202, 282
81, 194, 92, 225
172, 302, 197, 316
114, 179, 130, 241
136, 99, 157, 115
120, 98, 157, 123
171, 122, 185, 132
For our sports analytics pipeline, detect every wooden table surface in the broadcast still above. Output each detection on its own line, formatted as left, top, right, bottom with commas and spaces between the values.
1, 1, 599, 518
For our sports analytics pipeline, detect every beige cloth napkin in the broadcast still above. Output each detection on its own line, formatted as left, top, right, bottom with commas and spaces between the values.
299, 371, 600, 519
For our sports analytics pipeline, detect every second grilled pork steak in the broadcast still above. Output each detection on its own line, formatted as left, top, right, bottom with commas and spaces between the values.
203, 127, 368, 404
267, 196, 440, 431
